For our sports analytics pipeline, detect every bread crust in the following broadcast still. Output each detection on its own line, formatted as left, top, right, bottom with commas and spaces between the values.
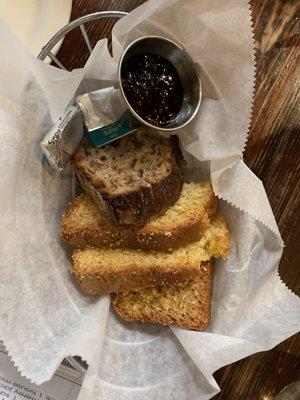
71, 258, 202, 295
72, 135, 183, 227
63, 220, 206, 251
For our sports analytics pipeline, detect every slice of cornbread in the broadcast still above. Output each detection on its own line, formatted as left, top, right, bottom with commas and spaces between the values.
61, 182, 217, 251
111, 260, 214, 331
71, 217, 229, 295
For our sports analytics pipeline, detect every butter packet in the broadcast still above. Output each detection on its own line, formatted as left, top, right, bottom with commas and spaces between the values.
40, 105, 84, 170
76, 87, 136, 148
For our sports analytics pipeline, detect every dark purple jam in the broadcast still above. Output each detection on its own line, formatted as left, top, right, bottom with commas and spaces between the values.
121, 53, 183, 127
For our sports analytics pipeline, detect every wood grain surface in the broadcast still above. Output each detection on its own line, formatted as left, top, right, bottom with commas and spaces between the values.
56, 1, 300, 399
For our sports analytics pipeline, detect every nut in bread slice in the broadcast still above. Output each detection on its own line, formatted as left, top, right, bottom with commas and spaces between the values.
71, 217, 229, 295
61, 182, 217, 251
111, 260, 214, 331
72, 131, 184, 227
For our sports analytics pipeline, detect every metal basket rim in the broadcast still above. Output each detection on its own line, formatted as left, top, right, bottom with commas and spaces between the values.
38, 11, 127, 64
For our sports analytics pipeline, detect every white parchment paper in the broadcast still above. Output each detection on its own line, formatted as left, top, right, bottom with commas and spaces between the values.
0, 1, 299, 399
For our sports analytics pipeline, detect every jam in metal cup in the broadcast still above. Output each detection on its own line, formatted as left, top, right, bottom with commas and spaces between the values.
88, 36, 202, 148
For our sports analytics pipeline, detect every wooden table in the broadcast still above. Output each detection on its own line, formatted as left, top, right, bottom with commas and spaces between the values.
56, 1, 300, 398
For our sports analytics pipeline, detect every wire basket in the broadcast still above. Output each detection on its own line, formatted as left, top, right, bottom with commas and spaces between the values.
38, 11, 127, 69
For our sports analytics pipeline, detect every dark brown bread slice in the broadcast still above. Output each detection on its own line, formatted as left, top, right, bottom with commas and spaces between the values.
60, 182, 217, 251
70, 217, 229, 295
111, 260, 214, 331
72, 131, 184, 227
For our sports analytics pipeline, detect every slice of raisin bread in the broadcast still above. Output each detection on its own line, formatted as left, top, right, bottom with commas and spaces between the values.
60, 182, 217, 251
111, 260, 213, 331
72, 131, 183, 227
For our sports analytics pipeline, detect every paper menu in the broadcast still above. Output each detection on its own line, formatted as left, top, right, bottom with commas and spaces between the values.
0, 346, 81, 400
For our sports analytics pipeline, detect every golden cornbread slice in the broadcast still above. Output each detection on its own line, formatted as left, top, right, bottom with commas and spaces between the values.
111, 260, 214, 331
71, 217, 229, 295
61, 182, 217, 251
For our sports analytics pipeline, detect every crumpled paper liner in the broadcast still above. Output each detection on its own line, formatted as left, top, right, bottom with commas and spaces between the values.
0, 1, 299, 400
